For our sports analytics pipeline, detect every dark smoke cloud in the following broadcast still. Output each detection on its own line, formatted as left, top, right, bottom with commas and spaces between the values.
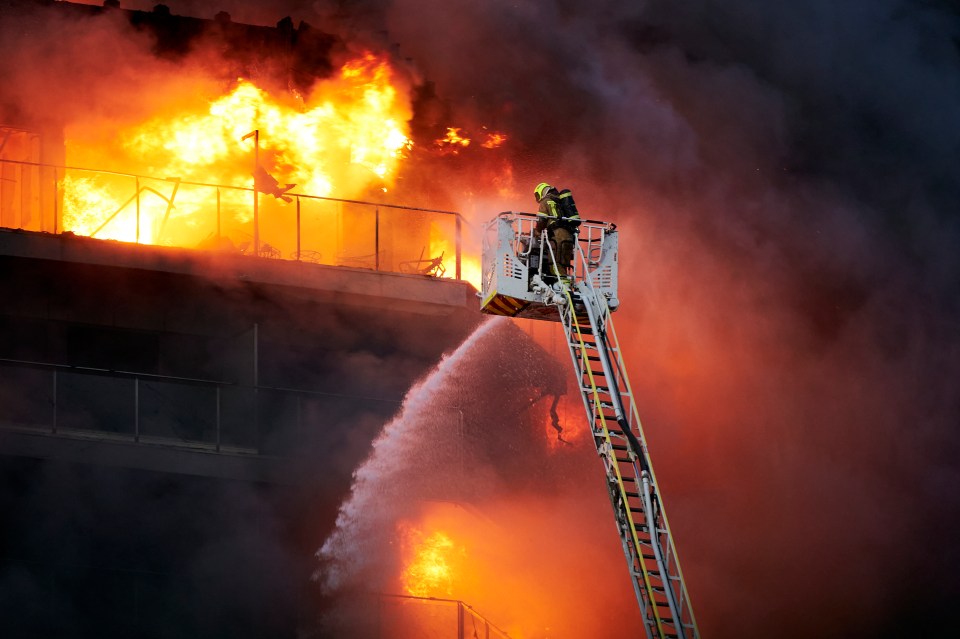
0, 457, 302, 638
0, 3, 205, 128
313, 1, 960, 637
5, 0, 959, 636
0, 252, 474, 637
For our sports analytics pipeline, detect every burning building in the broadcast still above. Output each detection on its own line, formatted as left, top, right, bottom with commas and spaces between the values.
0, 2, 636, 637
0, 2, 499, 637
5, 0, 960, 637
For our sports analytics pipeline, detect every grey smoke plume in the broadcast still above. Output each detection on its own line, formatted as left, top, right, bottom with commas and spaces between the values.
322, 1, 960, 637
6, 1, 959, 636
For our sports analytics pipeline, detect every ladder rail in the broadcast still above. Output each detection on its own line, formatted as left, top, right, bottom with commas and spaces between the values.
559, 292, 661, 639
577, 241, 699, 635
512, 221, 700, 639
578, 289, 692, 639
603, 310, 699, 633
539, 237, 698, 638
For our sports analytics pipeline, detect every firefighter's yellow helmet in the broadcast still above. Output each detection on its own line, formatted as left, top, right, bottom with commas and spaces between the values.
534, 182, 554, 202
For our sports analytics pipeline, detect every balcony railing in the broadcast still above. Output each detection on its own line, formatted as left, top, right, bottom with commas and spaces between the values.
323, 593, 513, 639
0, 157, 463, 280
0, 357, 401, 456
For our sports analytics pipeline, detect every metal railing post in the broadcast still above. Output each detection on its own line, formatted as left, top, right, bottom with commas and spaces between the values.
3, 158, 466, 279
375, 206, 380, 271
252, 131, 260, 254
455, 213, 462, 280
53, 167, 59, 234
135, 176, 140, 244
457, 601, 464, 639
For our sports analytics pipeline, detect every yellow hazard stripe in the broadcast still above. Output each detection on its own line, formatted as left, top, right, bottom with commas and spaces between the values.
481, 288, 500, 309
481, 291, 529, 317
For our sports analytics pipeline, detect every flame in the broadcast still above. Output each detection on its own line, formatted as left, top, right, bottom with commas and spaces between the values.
433, 126, 507, 153
399, 521, 463, 598
61, 174, 128, 240
62, 51, 412, 249
393, 499, 641, 638
460, 254, 482, 290
481, 131, 508, 149
435, 126, 471, 154
53, 50, 496, 286
427, 234, 481, 290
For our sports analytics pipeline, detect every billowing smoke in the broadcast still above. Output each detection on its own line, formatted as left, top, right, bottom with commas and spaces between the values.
4, 0, 959, 637
308, 1, 959, 637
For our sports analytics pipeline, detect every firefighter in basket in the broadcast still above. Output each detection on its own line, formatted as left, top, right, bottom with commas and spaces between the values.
533, 182, 581, 280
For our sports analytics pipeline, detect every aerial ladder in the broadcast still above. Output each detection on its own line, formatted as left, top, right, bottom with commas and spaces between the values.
480, 212, 699, 639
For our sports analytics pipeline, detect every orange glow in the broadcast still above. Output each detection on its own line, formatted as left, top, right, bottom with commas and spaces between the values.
435, 126, 471, 153
399, 521, 462, 598
61, 174, 131, 240
460, 254, 482, 290
394, 499, 642, 639
543, 392, 586, 451
61, 51, 412, 250
424, 224, 482, 289
481, 131, 508, 149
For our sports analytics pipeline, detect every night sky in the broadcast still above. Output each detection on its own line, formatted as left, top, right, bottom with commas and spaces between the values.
4, 1, 960, 637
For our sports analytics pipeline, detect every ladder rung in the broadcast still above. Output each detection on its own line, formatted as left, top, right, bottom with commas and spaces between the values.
583, 385, 611, 394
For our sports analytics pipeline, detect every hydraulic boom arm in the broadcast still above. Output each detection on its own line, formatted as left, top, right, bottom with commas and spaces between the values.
480, 213, 699, 638
558, 271, 698, 639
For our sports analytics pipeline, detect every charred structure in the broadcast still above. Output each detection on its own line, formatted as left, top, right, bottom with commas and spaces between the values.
0, 223, 480, 638
0, 2, 482, 636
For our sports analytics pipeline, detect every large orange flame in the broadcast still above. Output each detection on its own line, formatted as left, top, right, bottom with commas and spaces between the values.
398, 520, 463, 598
61, 51, 412, 250
394, 498, 642, 638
